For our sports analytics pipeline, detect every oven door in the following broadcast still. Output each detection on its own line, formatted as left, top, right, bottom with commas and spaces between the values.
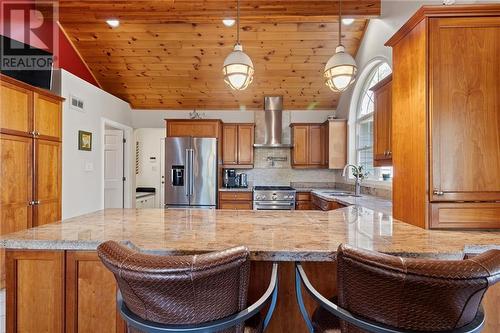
253, 201, 295, 210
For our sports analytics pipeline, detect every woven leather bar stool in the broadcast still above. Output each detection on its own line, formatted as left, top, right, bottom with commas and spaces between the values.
295, 244, 500, 333
98, 241, 278, 333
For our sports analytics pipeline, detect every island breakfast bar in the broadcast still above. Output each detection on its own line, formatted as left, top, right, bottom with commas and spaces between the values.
1, 207, 500, 333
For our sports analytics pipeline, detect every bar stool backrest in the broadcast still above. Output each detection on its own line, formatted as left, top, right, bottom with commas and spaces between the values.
98, 241, 250, 333
336, 244, 500, 333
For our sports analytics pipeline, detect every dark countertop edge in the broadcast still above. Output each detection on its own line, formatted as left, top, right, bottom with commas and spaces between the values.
0, 239, 478, 261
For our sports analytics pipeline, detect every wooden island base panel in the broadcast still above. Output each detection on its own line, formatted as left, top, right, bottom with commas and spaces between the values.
1, 208, 500, 333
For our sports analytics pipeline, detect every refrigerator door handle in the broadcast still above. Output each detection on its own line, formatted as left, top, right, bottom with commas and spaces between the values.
189, 149, 195, 196
184, 149, 190, 197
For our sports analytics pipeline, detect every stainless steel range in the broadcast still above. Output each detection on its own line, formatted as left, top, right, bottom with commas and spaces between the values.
253, 186, 296, 210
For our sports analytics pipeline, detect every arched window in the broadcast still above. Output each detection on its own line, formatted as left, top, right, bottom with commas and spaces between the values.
355, 62, 392, 178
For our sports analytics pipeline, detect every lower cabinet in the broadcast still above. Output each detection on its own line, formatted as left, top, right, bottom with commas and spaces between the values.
66, 251, 126, 333
136, 194, 155, 208
6, 251, 65, 333
295, 192, 312, 210
6, 250, 125, 333
311, 193, 346, 211
218, 191, 253, 210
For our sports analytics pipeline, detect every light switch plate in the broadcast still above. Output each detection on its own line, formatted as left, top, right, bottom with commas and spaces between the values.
84, 161, 94, 172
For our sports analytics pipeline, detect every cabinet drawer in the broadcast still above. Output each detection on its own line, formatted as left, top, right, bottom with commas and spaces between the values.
430, 202, 500, 229
219, 191, 252, 201
295, 202, 312, 210
219, 201, 253, 210
296, 192, 311, 201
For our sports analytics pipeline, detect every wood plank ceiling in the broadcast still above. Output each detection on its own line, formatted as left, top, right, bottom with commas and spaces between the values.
58, 1, 380, 110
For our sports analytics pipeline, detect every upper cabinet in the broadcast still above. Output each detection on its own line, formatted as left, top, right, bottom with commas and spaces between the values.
0, 80, 32, 136
290, 123, 326, 168
386, 5, 500, 229
371, 75, 392, 167
291, 120, 346, 169
222, 123, 254, 167
34, 93, 62, 141
326, 119, 347, 169
1, 76, 62, 141
166, 119, 222, 138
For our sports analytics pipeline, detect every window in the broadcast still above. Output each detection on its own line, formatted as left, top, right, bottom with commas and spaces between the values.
355, 62, 392, 179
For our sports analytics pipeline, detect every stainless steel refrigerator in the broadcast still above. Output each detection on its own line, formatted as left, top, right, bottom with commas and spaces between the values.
164, 137, 217, 208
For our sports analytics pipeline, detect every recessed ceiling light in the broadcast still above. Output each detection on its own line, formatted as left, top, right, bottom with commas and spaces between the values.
106, 19, 120, 28
222, 18, 236, 27
342, 18, 355, 25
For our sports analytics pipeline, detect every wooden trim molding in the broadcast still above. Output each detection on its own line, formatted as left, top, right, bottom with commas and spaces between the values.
385, 4, 500, 46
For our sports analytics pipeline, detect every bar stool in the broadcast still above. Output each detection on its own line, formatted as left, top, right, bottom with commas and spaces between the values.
295, 244, 500, 333
98, 241, 278, 333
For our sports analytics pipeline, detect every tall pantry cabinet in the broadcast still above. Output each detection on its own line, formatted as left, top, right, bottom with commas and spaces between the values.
1, 75, 63, 237
386, 5, 500, 229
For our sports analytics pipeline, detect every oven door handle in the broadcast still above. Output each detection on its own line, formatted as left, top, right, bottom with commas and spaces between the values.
254, 202, 295, 210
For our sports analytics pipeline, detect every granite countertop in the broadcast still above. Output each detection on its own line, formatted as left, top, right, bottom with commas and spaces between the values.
1, 207, 499, 261
219, 187, 253, 192
311, 189, 392, 215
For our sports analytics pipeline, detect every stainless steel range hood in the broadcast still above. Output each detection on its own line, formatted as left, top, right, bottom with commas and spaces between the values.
253, 96, 293, 148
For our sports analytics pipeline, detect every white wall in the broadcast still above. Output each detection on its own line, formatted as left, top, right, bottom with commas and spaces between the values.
134, 128, 165, 207
131, 109, 336, 128
57, 70, 134, 219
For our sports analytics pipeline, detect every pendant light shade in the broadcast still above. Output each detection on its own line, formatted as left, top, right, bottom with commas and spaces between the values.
324, 45, 357, 92
223, 44, 254, 90
324, 0, 357, 92
222, 0, 254, 90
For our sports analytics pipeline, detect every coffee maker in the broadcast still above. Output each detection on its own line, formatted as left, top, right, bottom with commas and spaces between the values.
223, 169, 238, 188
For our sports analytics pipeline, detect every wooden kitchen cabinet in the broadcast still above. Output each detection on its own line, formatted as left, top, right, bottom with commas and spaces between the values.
166, 119, 222, 138
218, 191, 253, 210
295, 191, 312, 210
290, 123, 326, 168
6, 250, 65, 333
34, 92, 62, 141
34, 139, 62, 226
371, 75, 392, 167
0, 79, 32, 137
311, 193, 346, 211
0, 76, 63, 287
66, 251, 126, 333
222, 123, 254, 167
386, 6, 500, 229
0, 134, 33, 234
291, 121, 347, 169
326, 119, 347, 169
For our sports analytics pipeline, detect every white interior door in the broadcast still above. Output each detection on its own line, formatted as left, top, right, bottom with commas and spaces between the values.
104, 129, 124, 208
160, 138, 165, 207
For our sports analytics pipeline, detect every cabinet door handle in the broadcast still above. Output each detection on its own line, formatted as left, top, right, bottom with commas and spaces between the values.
433, 190, 444, 196
28, 200, 35, 206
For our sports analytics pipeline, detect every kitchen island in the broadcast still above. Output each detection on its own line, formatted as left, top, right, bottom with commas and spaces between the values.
1, 207, 499, 333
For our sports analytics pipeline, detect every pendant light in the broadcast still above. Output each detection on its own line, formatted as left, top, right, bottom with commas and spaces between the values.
222, 0, 254, 90
324, 0, 357, 92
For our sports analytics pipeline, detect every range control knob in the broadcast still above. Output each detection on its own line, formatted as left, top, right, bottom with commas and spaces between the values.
255, 195, 262, 200
272, 194, 278, 200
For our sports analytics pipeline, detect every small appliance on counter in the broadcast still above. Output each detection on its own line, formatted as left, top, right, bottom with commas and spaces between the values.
238, 173, 248, 188
222, 169, 248, 188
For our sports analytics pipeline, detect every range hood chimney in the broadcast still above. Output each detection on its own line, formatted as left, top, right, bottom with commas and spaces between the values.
254, 96, 292, 148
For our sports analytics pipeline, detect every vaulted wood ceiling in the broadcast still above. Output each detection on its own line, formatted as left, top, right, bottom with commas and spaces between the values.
58, 1, 380, 110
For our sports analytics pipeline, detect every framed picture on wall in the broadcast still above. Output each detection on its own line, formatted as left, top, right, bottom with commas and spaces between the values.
78, 130, 92, 151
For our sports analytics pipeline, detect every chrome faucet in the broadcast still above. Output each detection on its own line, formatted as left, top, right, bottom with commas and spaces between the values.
342, 164, 362, 196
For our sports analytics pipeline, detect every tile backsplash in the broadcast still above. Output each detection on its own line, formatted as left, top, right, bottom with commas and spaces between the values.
243, 147, 337, 185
